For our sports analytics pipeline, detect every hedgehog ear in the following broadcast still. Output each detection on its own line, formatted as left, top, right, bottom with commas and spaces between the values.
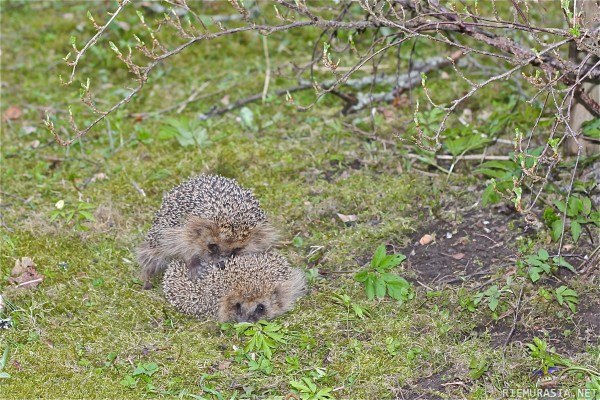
245, 224, 278, 252
185, 217, 219, 238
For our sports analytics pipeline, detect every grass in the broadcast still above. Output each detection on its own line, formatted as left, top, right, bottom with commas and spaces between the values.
1, 1, 599, 399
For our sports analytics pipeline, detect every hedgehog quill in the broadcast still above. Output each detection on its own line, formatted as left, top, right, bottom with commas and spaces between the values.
137, 175, 278, 289
162, 252, 307, 322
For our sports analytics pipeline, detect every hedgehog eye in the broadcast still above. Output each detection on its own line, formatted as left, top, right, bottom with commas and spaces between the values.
235, 303, 242, 313
255, 304, 265, 314
208, 244, 219, 254
231, 247, 243, 256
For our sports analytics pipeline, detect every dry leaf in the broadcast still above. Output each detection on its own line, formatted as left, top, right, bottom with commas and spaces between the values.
419, 234, 433, 245
9, 257, 43, 289
3, 105, 22, 120
337, 213, 357, 224
27, 140, 40, 149
452, 253, 465, 260
218, 360, 231, 371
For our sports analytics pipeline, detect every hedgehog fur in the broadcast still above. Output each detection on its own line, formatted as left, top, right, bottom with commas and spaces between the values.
137, 175, 277, 289
162, 252, 306, 322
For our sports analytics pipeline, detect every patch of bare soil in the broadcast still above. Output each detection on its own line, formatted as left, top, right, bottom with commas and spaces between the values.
399, 202, 599, 355
401, 205, 522, 287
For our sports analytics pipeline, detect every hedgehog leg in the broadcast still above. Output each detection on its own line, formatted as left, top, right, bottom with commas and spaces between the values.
136, 241, 169, 289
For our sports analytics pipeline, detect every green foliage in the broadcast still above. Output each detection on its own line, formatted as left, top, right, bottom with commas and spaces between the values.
289, 377, 335, 400
522, 249, 575, 282
159, 117, 226, 148
0, 345, 11, 380
581, 118, 600, 138
331, 293, 370, 320
473, 285, 503, 312
543, 194, 599, 242
526, 337, 569, 374
233, 321, 286, 359
354, 244, 412, 302
468, 357, 489, 380
49, 200, 95, 230
554, 286, 579, 313
120, 362, 159, 392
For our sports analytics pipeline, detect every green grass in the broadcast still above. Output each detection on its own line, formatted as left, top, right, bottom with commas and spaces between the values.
1, 2, 599, 399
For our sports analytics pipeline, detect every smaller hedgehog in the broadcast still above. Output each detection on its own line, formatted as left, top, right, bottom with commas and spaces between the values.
137, 175, 277, 289
162, 252, 306, 323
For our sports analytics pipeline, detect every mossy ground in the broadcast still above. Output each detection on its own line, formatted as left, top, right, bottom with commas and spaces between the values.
1, 2, 599, 399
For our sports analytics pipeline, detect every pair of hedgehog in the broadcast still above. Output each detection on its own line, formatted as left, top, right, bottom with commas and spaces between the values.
137, 175, 306, 323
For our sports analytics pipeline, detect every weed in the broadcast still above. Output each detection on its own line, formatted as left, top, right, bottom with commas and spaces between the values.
289, 377, 335, 400
543, 194, 599, 242
49, 199, 96, 230
233, 320, 287, 359
0, 344, 11, 380
520, 248, 576, 282
554, 286, 579, 313
120, 362, 159, 392
526, 337, 569, 374
354, 244, 412, 302
330, 293, 370, 320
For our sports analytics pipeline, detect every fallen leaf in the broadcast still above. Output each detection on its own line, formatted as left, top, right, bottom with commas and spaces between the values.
337, 213, 357, 224
11, 257, 35, 276
27, 140, 40, 149
9, 258, 43, 289
452, 253, 465, 260
220, 95, 230, 106
90, 172, 108, 183
218, 360, 231, 371
419, 234, 433, 245
3, 105, 22, 120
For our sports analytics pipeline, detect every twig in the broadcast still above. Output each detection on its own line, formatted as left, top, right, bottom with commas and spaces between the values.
503, 282, 525, 348
261, 35, 271, 102
130, 179, 146, 198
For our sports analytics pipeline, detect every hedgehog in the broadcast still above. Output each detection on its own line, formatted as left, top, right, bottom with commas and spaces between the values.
137, 175, 278, 289
162, 252, 307, 322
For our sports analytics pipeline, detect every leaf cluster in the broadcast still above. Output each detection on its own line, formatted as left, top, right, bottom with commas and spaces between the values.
354, 244, 412, 302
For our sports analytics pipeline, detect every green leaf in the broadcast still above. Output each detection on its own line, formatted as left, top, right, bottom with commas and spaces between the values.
488, 296, 499, 311
582, 197, 592, 216
553, 256, 576, 273
570, 220, 581, 242
537, 249, 549, 261
379, 254, 406, 270
0, 372, 10, 379
528, 268, 540, 283
551, 219, 564, 242
554, 200, 566, 214
354, 270, 370, 282
371, 244, 387, 268
374, 278, 387, 299
365, 277, 375, 300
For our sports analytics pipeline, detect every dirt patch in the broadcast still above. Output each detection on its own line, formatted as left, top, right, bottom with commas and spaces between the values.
401, 205, 522, 287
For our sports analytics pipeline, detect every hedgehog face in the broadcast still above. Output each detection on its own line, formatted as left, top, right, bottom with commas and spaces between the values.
184, 218, 278, 267
218, 289, 283, 323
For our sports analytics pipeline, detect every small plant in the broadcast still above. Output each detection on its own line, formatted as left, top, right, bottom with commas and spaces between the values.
385, 337, 402, 356
289, 377, 335, 400
159, 117, 226, 148
473, 285, 505, 312
521, 249, 575, 283
49, 200, 95, 230
247, 354, 273, 375
354, 244, 412, 302
554, 286, 579, 313
0, 344, 11, 379
468, 357, 489, 380
234, 320, 286, 359
526, 337, 569, 374
331, 293, 370, 319
120, 362, 159, 392
543, 194, 599, 242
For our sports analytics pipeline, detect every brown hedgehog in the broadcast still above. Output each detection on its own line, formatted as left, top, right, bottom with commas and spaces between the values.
137, 175, 277, 289
162, 252, 306, 323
